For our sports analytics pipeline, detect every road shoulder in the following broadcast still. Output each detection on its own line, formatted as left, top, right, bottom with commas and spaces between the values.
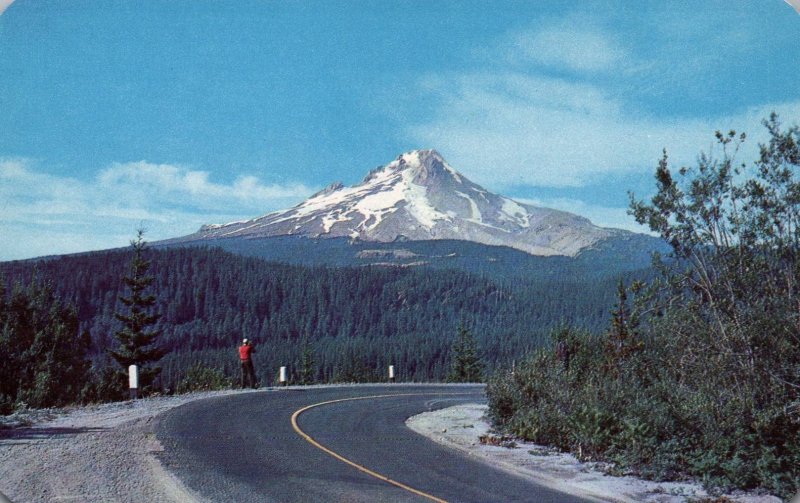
0, 390, 256, 502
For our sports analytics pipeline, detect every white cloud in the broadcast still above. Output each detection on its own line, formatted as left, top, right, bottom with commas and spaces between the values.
97, 161, 311, 209
0, 159, 313, 260
409, 71, 800, 190
405, 14, 800, 194
507, 21, 627, 73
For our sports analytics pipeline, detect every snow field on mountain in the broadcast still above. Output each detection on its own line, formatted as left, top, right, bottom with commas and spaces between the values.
185, 149, 619, 257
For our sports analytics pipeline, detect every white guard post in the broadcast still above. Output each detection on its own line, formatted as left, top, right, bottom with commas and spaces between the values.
279, 366, 287, 386
128, 364, 138, 399
388, 365, 395, 383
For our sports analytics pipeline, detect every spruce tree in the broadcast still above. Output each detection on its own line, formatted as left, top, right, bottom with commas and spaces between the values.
447, 325, 484, 383
110, 229, 166, 393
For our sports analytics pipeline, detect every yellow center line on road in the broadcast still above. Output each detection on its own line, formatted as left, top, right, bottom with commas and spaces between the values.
290, 392, 474, 503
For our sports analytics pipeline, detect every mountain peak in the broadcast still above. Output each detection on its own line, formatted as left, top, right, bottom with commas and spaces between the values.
184, 149, 617, 257
361, 149, 452, 184
397, 149, 444, 165
390, 149, 461, 186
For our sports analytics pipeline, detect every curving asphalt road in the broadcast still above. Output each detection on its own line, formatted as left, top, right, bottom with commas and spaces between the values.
156, 384, 591, 502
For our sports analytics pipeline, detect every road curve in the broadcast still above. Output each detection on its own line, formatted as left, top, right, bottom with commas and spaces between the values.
156, 384, 590, 502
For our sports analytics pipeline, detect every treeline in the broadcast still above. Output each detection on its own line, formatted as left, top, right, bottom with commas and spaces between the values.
0, 281, 91, 413
1, 243, 627, 394
487, 116, 800, 498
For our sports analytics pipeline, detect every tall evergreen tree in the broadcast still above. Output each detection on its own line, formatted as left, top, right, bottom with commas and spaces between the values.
109, 229, 166, 392
447, 325, 484, 383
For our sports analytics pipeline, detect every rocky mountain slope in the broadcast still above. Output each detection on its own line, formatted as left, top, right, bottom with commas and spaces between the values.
177, 149, 623, 257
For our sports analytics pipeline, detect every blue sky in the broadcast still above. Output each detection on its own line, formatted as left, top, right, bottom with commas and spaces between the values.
1, 1, 799, 260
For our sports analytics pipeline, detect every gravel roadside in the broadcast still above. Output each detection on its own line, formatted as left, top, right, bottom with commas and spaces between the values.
2, 391, 786, 503
0, 389, 261, 503
407, 404, 784, 503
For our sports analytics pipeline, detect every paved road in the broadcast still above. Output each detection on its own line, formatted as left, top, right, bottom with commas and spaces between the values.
156, 385, 590, 502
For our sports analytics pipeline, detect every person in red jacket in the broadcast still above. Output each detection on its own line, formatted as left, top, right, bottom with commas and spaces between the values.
239, 338, 258, 389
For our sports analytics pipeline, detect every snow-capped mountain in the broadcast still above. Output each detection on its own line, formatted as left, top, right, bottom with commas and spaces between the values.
183, 149, 620, 257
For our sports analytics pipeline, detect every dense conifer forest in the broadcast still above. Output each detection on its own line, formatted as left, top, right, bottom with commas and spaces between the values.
1, 245, 628, 391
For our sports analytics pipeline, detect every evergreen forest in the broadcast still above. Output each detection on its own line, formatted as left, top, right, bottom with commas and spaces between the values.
5, 117, 795, 499
1, 244, 628, 395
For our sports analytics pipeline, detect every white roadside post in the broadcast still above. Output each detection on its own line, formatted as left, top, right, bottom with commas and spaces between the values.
388, 365, 395, 383
279, 366, 287, 386
128, 364, 138, 400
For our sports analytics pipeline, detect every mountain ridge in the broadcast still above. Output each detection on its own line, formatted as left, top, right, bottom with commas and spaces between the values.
176, 149, 629, 257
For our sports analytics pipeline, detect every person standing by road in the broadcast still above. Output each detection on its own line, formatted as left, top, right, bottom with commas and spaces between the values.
239, 338, 258, 389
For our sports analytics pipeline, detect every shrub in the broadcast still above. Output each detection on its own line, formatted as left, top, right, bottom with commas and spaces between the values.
485, 369, 518, 428
487, 117, 800, 499
176, 364, 230, 394
80, 366, 127, 403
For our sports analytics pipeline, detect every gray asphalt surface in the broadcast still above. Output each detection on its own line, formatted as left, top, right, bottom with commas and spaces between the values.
156, 384, 590, 502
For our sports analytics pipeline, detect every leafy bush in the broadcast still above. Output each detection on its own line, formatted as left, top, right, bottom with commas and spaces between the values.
487, 117, 800, 499
176, 364, 231, 394
485, 370, 518, 428
80, 366, 128, 403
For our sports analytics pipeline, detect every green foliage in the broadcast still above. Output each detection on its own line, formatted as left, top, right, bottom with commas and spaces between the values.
628, 116, 800, 496
488, 116, 800, 498
176, 364, 230, 394
447, 325, 484, 383
80, 365, 127, 403
2, 242, 630, 388
0, 278, 91, 411
485, 368, 519, 429
604, 279, 643, 376
109, 229, 166, 393
330, 342, 382, 383
567, 403, 619, 460
297, 338, 316, 385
